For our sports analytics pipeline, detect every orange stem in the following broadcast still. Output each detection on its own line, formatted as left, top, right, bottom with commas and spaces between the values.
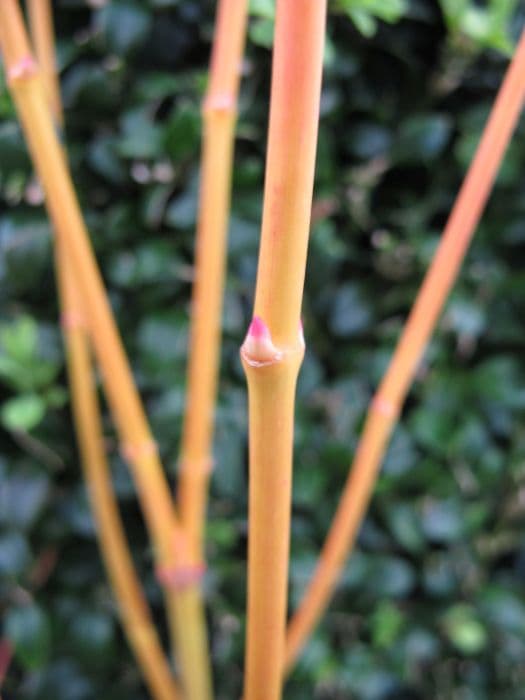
285, 26, 525, 672
178, 0, 248, 562
27, 0, 63, 126
242, 2, 327, 698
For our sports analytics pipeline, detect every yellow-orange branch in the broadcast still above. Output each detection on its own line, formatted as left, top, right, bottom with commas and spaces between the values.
27, 0, 63, 125
243, 2, 327, 699
285, 26, 525, 672
178, 0, 248, 562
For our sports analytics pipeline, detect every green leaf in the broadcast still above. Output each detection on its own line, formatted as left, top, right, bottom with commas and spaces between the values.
249, 18, 275, 48
347, 8, 377, 37
385, 503, 425, 553
249, 0, 275, 19
0, 217, 52, 295
69, 612, 115, 667
0, 315, 37, 363
329, 284, 372, 337
438, 0, 517, 54
1, 394, 46, 431
393, 115, 452, 164
97, 1, 152, 55
371, 601, 404, 648
335, 0, 408, 36
164, 103, 201, 161
0, 531, 31, 577
422, 499, 466, 544
442, 605, 488, 655
0, 471, 50, 529
0, 122, 30, 171
6, 604, 52, 670
118, 109, 163, 160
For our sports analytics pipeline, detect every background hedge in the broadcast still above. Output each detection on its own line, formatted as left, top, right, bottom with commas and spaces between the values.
1, 1, 525, 698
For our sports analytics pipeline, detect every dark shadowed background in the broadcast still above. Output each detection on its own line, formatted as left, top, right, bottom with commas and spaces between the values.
1, 1, 525, 698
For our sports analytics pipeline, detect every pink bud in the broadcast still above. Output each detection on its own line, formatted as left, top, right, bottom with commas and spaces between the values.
250, 316, 270, 340
7, 56, 38, 83
241, 316, 282, 366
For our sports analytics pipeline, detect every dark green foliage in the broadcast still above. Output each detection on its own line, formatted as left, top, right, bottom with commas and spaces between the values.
1, 1, 525, 698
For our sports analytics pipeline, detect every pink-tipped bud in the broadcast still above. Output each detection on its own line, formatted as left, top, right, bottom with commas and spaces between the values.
241, 316, 282, 366
250, 316, 269, 341
7, 56, 38, 83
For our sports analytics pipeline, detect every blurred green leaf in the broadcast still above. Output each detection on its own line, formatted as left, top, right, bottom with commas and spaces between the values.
164, 103, 201, 161
69, 611, 116, 667
371, 601, 404, 648
335, 0, 408, 36
6, 604, 52, 670
442, 604, 488, 655
97, 1, 152, 54
0, 470, 50, 529
0, 531, 31, 577
1, 394, 46, 431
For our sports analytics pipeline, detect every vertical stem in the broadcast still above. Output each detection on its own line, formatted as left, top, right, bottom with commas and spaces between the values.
27, 0, 63, 126
252, 1, 326, 348
285, 26, 525, 672
178, 0, 248, 562
242, 2, 327, 699
0, 3, 211, 697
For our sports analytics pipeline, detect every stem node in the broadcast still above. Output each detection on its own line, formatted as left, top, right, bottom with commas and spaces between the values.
370, 394, 399, 420
60, 310, 87, 331
7, 55, 37, 83
156, 563, 206, 592
241, 316, 305, 370
202, 91, 237, 116
120, 439, 158, 463
179, 456, 214, 477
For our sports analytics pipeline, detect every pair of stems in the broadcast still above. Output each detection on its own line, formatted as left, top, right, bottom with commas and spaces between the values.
283, 25, 525, 671
26, 2, 180, 698
242, 4, 525, 694
0, 1, 214, 698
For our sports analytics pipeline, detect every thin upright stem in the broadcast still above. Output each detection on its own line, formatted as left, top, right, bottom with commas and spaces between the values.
178, 0, 248, 563
285, 26, 525, 672
242, 2, 327, 699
